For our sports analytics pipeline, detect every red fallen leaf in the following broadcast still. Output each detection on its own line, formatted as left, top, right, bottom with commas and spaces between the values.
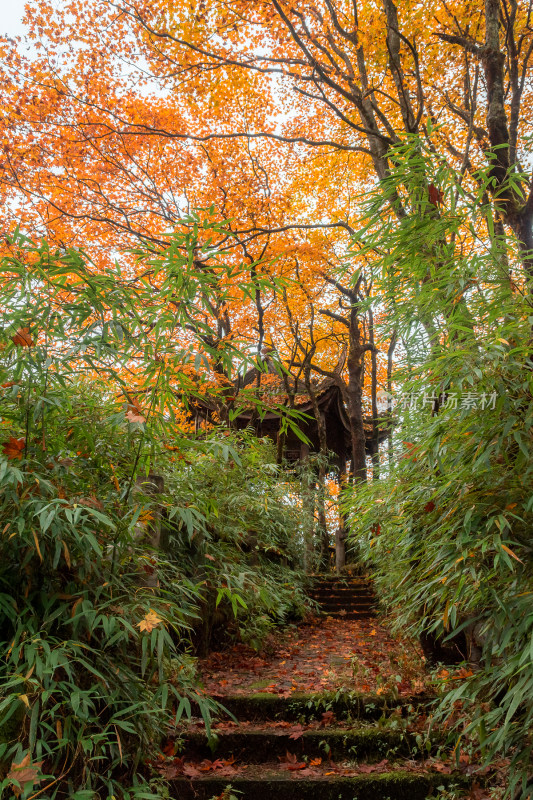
288, 724, 305, 740
183, 764, 202, 778
7, 754, 43, 796
309, 757, 322, 766
320, 710, 336, 727
158, 757, 186, 779
162, 740, 176, 757
433, 761, 453, 773
358, 758, 389, 773
2, 436, 25, 459
11, 327, 34, 347
428, 183, 444, 206
197, 757, 235, 773
205, 553, 216, 562
454, 667, 474, 680
279, 751, 306, 769
424, 500, 436, 513
469, 782, 492, 799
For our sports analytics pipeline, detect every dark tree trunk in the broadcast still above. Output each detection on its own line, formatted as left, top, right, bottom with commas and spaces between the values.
368, 307, 380, 479
344, 305, 368, 484
305, 367, 329, 570
387, 331, 398, 467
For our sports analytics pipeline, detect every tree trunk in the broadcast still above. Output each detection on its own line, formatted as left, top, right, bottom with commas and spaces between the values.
387, 331, 398, 467
345, 305, 367, 484
336, 455, 348, 574
300, 442, 316, 574
335, 526, 346, 573
305, 368, 330, 570
368, 307, 380, 479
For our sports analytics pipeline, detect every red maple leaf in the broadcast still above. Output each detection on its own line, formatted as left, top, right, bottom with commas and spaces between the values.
280, 751, 307, 770
2, 436, 25, 459
288, 724, 305, 740
428, 183, 444, 206
320, 710, 336, 727
11, 327, 34, 347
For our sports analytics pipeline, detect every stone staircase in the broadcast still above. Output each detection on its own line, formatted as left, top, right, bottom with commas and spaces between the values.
309, 574, 377, 619
161, 691, 473, 799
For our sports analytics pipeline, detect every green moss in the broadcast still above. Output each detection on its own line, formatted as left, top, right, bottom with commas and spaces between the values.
168, 770, 469, 800
213, 691, 433, 722
183, 725, 419, 762
247, 680, 274, 690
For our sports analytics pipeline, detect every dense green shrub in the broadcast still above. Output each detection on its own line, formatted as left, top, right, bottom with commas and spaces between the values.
344, 137, 533, 797
161, 433, 308, 653
0, 405, 211, 799
0, 226, 307, 798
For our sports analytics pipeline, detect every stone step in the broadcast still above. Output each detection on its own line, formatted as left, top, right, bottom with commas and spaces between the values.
181, 725, 427, 763
313, 597, 376, 607
319, 611, 377, 619
310, 584, 374, 592
310, 594, 376, 604
168, 768, 466, 800
317, 607, 376, 613
312, 580, 373, 589
204, 692, 433, 722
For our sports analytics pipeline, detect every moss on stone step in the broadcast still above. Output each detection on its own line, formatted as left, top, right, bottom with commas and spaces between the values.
182, 726, 426, 762
169, 769, 467, 800
213, 691, 434, 722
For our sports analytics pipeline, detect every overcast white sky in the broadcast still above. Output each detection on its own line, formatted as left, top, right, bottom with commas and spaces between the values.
2, 0, 29, 37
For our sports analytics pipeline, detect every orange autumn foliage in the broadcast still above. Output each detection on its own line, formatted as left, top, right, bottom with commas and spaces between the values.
1, 0, 531, 476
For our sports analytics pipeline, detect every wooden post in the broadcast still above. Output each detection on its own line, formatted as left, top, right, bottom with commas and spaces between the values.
335, 527, 346, 573
336, 456, 348, 573
300, 442, 315, 574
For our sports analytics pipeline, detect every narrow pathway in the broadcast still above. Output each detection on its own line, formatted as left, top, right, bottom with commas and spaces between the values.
200, 615, 427, 697
154, 577, 499, 799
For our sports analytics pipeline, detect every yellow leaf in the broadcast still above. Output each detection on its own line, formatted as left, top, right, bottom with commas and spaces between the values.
18, 694, 30, 708
32, 530, 42, 562
443, 599, 450, 628
137, 609, 163, 633
62, 540, 71, 568
109, 461, 120, 491
501, 543, 524, 564
71, 597, 83, 618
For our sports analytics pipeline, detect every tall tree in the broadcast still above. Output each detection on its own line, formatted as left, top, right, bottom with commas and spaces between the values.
1, 0, 532, 471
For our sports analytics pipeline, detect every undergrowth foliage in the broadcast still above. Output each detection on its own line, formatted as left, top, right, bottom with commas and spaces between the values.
163, 435, 308, 652
346, 137, 533, 798
0, 222, 307, 799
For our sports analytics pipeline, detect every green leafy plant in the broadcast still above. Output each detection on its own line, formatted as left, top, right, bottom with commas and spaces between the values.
162, 432, 309, 654
0, 221, 307, 797
343, 136, 533, 797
